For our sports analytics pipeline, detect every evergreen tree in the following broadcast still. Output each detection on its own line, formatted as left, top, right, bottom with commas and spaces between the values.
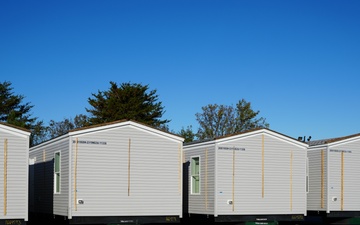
86, 81, 170, 128
0, 81, 45, 146
178, 125, 196, 143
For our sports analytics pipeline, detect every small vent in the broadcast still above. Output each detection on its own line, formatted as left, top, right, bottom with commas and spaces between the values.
29, 157, 36, 165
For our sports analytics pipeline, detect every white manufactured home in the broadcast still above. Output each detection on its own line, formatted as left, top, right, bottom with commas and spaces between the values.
0, 122, 30, 225
307, 133, 360, 219
29, 120, 184, 224
183, 128, 308, 223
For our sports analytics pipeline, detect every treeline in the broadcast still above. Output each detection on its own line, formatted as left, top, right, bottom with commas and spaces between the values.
0, 80, 269, 146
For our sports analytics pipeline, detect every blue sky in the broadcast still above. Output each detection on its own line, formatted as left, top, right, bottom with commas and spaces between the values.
1, 0, 359, 140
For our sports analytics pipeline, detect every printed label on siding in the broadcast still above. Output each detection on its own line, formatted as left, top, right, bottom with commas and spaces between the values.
218, 146, 245, 151
330, 149, 352, 153
72, 140, 107, 145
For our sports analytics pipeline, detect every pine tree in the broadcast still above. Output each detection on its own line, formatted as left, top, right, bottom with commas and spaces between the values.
86, 81, 170, 128
0, 81, 45, 146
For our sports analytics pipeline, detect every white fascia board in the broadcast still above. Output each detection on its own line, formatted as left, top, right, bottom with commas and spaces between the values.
29, 133, 70, 151
69, 120, 184, 143
68, 120, 131, 136
0, 124, 30, 137
308, 135, 360, 150
183, 140, 216, 150
217, 129, 308, 149
264, 130, 308, 148
214, 130, 263, 145
129, 121, 184, 142
327, 136, 360, 148
308, 145, 328, 151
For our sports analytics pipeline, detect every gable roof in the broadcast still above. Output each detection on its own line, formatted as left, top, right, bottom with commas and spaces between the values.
69, 119, 183, 139
31, 119, 184, 148
308, 133, 360, 146
0, 122, 31, 133
185, 127, 306, 146
69, 119, 128, 133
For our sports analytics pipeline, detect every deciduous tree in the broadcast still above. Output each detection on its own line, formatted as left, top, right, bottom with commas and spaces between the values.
46, 114, 89, 139
195, 99, 269, 140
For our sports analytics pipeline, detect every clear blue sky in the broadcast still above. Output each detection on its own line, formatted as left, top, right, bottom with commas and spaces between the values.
1, 0, 360, 140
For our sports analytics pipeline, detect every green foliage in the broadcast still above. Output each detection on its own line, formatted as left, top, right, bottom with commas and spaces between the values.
46, 114, 90, 139
195, 98, 269, 140
195, 104, 234, 140
178, 125, 196, 143
1, 81, 269, 146
31, 121, 48, 145
234, 99, 269, 131
86, 81, 170, 128
0, 81, 45, 146
1, 81, 33, 123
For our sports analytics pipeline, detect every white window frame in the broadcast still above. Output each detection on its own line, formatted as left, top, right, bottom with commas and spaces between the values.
190, 156, 200, 194
54, 151, 61, 194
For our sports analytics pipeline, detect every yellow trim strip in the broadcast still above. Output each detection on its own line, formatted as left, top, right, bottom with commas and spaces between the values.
178, 144, 181, 194
262, 134, 265, 198
232, 148, 235, 211
74, 138, 78, 211
128, 138, 131, 196
341, 151, 344, 211
290, 151, 293, 211
4, 139, 8, 215
205, 148, 208, 210
321, 150, 324, 209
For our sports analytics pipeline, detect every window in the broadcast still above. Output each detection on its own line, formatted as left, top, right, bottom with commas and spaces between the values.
191, 156, 200, 194
54, 152, 61, 193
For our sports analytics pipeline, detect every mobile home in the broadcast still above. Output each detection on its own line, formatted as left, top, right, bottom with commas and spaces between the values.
183, 128, 308, 224
0, 122, 30, 225
29, 120, 184, 224
307, 133, 360, 221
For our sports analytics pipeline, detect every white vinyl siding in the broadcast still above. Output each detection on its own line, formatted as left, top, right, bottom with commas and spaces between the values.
0, 124, 30, 221
307, 136, 360, 213
70, 125, 183, 217
306, 157, 309, 193
216, 133, 306, 215
308, 136, 360, 213
307, 148, 328, 211
328, 142, 360, 212
29, 121, 184, 220
184, 129, 307, 217
183, 145, 216, 215
29, 137, 70, 216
